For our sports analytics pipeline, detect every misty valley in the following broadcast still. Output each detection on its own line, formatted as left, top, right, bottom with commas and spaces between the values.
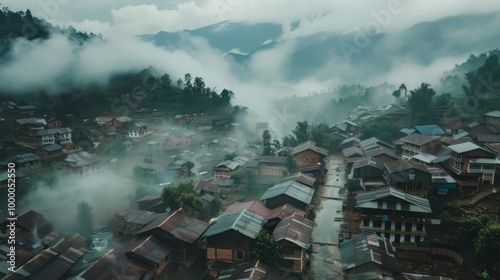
0, 2, 500, 280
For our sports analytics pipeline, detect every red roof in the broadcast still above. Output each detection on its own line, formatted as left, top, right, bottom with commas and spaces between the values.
266, 204, 305, 221
79, 250, 145, 280
195, 179, 221, 194
272, 213, 313, 249
223, 200, 271, 217
124, 235, 173, 264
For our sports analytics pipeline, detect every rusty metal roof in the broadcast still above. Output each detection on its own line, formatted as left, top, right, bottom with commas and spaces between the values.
291, 141, 328, 156
124, 235, 173, 264
223, 201, 271, 217
135, 208, 208, 244
266, 204, 305, 221
272, 213, 313, 249
282, 172, 316, 187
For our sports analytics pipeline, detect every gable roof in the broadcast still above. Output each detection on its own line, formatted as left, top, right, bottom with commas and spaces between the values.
281, 172, 316, 187
223, 201, 271, 217
384, 160, 430, 174
352, 157, 385, 170
135, 208, 208, 244
204, 209, 265, 239
291, 141, 328, 156
359, 137, 395, 151
217, 260, 285, 280
414, 125, 445, 135
64, 152, 101, 167
340, 232, 400, 273
341, 137, 361, 145
447, 142, 493, 154
195, 180, 221, 194
38, 127, 72, 136
124, 235, 172, 264
272, 213, 313, 249
261, 181, 314, 205
266, 204, 306, 221
356, 187, 432, 213
400, 134, 440, 146
342, 146, 365, 158
364, 146, 398, 160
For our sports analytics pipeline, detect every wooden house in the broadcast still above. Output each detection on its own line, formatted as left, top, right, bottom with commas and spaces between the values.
204, 209, 265, 263
260, 181, 314, 211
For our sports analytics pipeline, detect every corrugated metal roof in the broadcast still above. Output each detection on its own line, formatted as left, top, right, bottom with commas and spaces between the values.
384, 159, 430, 174
38, 127, 72, 136
281, 172, 316, 187
341, 137, 361, 145
340, 232, 400, 273
266, 204, 305, 221
356, 186, 432, 213
364, 146, 398, 159
217, 260, 285, 280
260, 181, 314, 205
291, 141, 328, 156
116, 209, 162, 225
135, 208, 208, 244
7, 153, 41, 164
414, 125, 445, 135
342, 147, 364, 158
124, 235, 172, 264
64, 152, 101, 167
352, 157, 385, 170
204, 209, 265, 239
272, 213, 313, 249
224, 201, 271, 217
41, 144, 62, 152
401, 134, 440, 145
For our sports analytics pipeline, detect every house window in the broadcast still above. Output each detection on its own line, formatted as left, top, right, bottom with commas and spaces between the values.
363, 219, 369, 226
280, 259, 294, 268
235, 250, 244, 260
373, 220, 382, 228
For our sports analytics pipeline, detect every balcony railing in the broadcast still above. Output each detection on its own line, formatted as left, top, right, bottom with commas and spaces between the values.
359, 225, 426, 236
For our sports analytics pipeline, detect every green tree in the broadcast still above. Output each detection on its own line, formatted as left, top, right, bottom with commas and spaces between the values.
407, 83, 436, 124
455, 214, 491, 243
161, 180, 203, 211
285, 154, 296, 174
292, 121, 309, 144
251, 230, 282, 267
474, 224, 500, 262
182, 161, 195, 175
262, 129, 274, 156
344, 179, 363, 193
76, 201, 93, 238
225, 152, 237, 160
220, 89, 234, 105
231, 172, 244, 186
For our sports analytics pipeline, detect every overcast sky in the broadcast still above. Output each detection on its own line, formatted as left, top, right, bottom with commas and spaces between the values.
2, 0, 500, 36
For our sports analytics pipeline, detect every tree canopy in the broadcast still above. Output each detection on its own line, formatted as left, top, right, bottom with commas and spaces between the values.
251, 230, 282, 267
161, 180, 203, 211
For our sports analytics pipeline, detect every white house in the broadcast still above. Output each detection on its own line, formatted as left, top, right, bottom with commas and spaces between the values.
38, 127, 73, 146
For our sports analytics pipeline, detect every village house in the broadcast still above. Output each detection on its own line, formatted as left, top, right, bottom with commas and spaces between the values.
354, 187, 432, 244
110, 209, 162, 238
223, 200, 271, 217
341, 137, 361, 149
175, 114, 193, 125
111, 116, 133, 127
383, 160, 432, 197
281, 172, 317, 188
264, 204, 306, 232
62, 151, 102, 175
291, 140, 328, 168
398, 134, 442, 159
213, 156, 249, 179
46, 117, 62, 128
331, 120, 359, 136
484, 110, 500, 126
272, 213, 313, 273
137, 193, 168, 213
195, 179, 221, 198
252, 156, 287, 177
359, 137, 395, 151
123, 235, 172, 277
38, 127, 73, 146
134, 208, 208, 267
342, 146, 365, 159
428, 168, 457, 194
128, 122, 153, 140
340, 232, 401, 279
351, 157, 387, 189
16, 105, 36, 116
1, 153, 41, 172
260, 180, 315, 211
444, 142, 500, 189
212, 115, 233, 130
204, 209, 265, 264
16, 117, 46, 136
